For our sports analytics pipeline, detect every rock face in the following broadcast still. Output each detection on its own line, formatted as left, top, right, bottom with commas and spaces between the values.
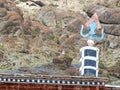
85, 5, 120, 24
102, 24, 120, 36
16, 0, 41, 19
37, 7, 57, 27
85, 5, 120, 36
0, 0, 119, 85
0, 0, 23, 36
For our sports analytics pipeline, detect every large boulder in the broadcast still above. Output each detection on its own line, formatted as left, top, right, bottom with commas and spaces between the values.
108, 35, 120, 49
53, 57, 73, 70
37, 6, 86, 27
37, 7, 57, 27
66, 20, 83, 33
102, 24, 120, 36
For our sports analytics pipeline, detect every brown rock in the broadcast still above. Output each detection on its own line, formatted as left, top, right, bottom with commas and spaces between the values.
0, 20, 22, 35
37, 7, 56, 27
53, 57, 73, 70
65, 67, 79, 76
37, 6, 86, 28
99, 0, 120, 7
32, 20, 50, 33
84, 0, 120, 8
102, 24, 120, 36
0, 0, 25, 37
7, 11, 22, 22
66, 20, 83, 33
85, 5, 120, 24
0, 8, 7, 17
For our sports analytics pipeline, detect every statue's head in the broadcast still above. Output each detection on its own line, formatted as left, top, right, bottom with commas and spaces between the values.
87, 39, 94, 46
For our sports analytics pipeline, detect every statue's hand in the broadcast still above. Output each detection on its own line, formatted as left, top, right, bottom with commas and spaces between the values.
98, 28, 104, 33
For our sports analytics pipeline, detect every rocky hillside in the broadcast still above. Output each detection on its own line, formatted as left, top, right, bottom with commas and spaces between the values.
0, 0, 120, 85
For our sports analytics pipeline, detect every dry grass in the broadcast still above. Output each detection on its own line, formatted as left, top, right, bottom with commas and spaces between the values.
0, 39, 53, 72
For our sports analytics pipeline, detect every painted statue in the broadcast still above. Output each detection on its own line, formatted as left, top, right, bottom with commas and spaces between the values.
80, 13, 105, 46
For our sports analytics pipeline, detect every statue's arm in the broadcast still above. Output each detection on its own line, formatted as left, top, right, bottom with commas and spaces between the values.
80, 25, 89, 38
96, 28, 105, 41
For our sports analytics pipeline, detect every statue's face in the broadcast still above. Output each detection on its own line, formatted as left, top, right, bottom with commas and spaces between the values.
87, 40, 94, 46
